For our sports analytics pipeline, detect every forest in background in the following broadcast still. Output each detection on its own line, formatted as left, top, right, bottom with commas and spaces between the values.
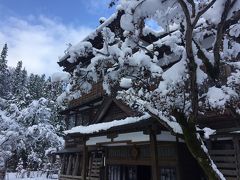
0, 43, 66, 171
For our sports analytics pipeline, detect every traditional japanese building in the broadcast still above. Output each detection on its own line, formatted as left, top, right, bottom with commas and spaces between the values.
56, 9, 240, 180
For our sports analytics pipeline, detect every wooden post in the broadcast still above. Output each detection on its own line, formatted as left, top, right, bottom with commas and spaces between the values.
104, 148, 108, 180
73, 153, 80, 176
175, 137, 181, 180
66, 155, 72, 175
82, 138, 88, 180
150, 131, 159, 180
60, 155, 65, 174
233, 137, 240, 179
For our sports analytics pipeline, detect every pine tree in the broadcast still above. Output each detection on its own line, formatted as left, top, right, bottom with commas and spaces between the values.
0, 44, 8, 70
48, 79, 66, 134
12, 61, 23, 96
27, 73, 36, 101
0, 44, 10, 98
18, 68, 29, 107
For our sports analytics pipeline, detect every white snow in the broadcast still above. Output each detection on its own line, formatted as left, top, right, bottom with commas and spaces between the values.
145, 105, 183, 134
206, 86, 237, 109
120, 14, 135, 32
56, 92, 67, 105
6, 172, 58, 180
203, 0, 225, 24
67, 41, 92, 63
210, 160, 226, 180
64, 113, 151, 134
196, 58, 207, 85
202, 127, 216, 139
120, 78, 132, 88
51, 72, 69, 82
99, 17, 107, 23
157, 59, 186, 95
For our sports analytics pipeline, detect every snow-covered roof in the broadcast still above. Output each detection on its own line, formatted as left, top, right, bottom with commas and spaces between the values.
59, 12, 121, 63
64, 113, 151, 135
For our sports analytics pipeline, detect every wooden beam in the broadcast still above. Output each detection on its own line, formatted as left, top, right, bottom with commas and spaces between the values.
96, 140, 132, 146
150, 131, 159, 180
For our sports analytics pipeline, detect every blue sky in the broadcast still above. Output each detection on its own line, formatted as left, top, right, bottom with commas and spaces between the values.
0, 0, 115, 75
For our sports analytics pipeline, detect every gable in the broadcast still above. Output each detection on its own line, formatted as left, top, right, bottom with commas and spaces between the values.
94, 98, 136, 124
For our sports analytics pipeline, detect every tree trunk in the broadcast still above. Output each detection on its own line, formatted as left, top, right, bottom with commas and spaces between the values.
176, 112, 223, 180
176, 2, 224, 178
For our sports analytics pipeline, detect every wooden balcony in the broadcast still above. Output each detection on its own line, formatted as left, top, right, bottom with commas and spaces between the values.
69, 82, 104, 108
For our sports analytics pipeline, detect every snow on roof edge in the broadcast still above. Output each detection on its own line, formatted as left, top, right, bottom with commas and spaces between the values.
64, 113, 151, 135
58, 12, 119, 63
83, 12, 118, 41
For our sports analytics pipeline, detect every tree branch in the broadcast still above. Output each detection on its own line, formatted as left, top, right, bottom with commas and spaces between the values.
192, 39, 218, 79
213, 0, 237, 79
186, 0, 196, 17
224, 9, 240, 32
192, 0, 217, 27
178, 0, 192, 26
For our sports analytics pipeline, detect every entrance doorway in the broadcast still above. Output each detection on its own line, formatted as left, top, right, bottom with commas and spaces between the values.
108, 165, 151, 180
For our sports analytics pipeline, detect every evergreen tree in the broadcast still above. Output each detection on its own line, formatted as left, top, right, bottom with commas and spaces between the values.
21, 68, 28, 88
12, 61, 23, 96
27, 73, 35, 101
48, 80, 66, 134
0, 44, 10, 98
0, 46, 66, 171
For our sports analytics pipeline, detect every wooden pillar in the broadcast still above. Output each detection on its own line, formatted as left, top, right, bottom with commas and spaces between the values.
175, 137, 181, 180
73, 153, 80, 176
233, 137, 240, 179
82, 138, 88, 180
60, 155, 65, 174
66, 155, 73, 175
150, 131, 159, 180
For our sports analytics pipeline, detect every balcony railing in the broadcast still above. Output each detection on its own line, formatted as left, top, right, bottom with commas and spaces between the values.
69, 82, 104, 108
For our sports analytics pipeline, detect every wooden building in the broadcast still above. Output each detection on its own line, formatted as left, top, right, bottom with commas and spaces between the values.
56, 86, 204, 180
199, 113, 240, 180
56, 10, 240, 180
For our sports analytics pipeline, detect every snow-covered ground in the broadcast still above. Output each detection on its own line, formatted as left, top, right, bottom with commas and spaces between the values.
5, 172, 58, 180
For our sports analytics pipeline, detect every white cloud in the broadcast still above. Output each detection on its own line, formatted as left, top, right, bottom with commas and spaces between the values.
0, 15, 93, 76
83, 0, 112, 15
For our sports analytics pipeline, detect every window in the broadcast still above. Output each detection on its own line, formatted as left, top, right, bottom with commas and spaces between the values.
108, 165, 150, 180
160, 167, 176, 180
76, 113, 89, 126
68, 114, 76, 130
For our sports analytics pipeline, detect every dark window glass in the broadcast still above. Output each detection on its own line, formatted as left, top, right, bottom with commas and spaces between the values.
160, 167, 176, 180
